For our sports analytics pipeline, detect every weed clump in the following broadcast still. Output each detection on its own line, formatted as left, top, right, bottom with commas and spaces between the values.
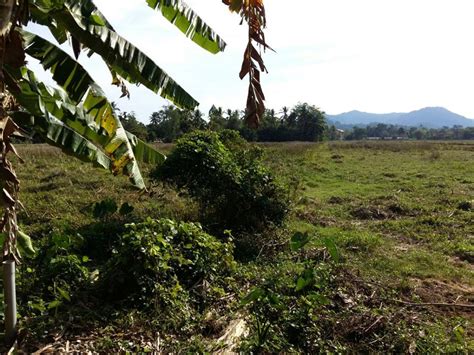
457, 200, 472, 211
152, 130, 290, 238
351, 206, 388, 220
351, 201, 415, 220
428, 149, 441, 160
328, 196, 346, 204
100, 218, 236, 330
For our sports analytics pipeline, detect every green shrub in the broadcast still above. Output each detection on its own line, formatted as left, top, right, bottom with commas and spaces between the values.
32, 231, 90, 289
100, 218, 236, 330
16, 229, 92, 317
92, 198, 135, 219
239, 260, 335, 353
152, 130, 289, 235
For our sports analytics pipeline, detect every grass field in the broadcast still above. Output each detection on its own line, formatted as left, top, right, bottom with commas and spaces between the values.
6, 140, 474, 352
263, 141, 473, 352
267, 141, 473, 282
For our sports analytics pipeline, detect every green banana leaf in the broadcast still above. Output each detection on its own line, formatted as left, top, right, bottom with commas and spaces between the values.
21, 29, 100, 102
145, 0, 226, 54
49, 0, 226, 54
29, 2, 69, 44
20, 31, 166, 164
126, 132, 166, 165
10, 68, 150, 188
12, 111, 111, 171
30, 0, 226, 53
29, 0, 199, 109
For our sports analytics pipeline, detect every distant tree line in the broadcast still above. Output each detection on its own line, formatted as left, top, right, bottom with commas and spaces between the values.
119, 102, 327, 143
344, 123, 474, 141
114, 104, 474, 143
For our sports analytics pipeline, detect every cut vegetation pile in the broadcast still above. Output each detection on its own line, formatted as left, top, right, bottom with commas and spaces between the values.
1, 139, 472, 353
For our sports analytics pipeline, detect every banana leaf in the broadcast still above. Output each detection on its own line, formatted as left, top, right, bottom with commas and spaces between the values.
145, 0, 226, 54
12, 111, 111, 171
35, 1, 199, 109
21, 29, 100, 102
10, 68, 149, 188
20, 32, 167, 165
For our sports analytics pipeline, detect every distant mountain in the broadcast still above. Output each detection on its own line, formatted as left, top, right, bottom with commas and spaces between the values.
327, 107, 474, 129
326, 110, 402, 126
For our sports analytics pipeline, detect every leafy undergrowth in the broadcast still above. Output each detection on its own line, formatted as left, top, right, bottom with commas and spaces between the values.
0, 141, 472, 353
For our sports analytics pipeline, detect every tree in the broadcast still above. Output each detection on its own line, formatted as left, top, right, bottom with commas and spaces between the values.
280, 106, 290, 121
119, 111, 148, 141
327, 125, 338, 141
291, 103, 327, 141
225, 109, 242, 131
209, 105, 226, 131
147, 105, 208, 142
348, 126, 367, 140
191, 109, 207, 131
0, 0, 270, 344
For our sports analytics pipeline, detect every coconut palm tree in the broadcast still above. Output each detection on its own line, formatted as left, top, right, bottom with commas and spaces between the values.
280, 106, 290, 121
0, 0, 269, 344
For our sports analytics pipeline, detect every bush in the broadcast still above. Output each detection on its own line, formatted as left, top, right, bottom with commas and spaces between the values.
152, 130, 289, 236
30, 231, 90, 290
16, 229, 92, 317
100, 218, 236, 330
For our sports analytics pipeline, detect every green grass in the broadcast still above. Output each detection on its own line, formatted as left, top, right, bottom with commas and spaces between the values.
5, 140, 474, 352
267, 141, 473, 282
260, 140, 473, 352
14, 144, 196, 235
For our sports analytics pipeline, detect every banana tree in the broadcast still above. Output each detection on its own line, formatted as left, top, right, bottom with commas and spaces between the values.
0, 0, 269, 345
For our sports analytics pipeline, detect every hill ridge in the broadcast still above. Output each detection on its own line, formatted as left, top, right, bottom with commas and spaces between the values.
327, 107, 474, 129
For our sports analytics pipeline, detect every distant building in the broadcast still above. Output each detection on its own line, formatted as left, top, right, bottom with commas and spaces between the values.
336, 129, 345, 140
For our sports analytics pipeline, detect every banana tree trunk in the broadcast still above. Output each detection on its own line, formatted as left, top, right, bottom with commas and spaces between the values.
3, 259, 16, 345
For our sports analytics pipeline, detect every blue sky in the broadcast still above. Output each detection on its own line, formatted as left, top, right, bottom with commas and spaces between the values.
28, 0, 474, 123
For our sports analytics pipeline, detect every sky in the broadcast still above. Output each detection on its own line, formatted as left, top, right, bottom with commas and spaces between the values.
27, 0, 474, 123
